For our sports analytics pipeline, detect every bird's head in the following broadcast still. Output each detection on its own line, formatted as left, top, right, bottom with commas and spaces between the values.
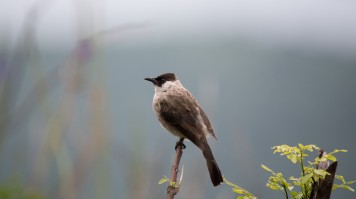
145, 73, 178, 88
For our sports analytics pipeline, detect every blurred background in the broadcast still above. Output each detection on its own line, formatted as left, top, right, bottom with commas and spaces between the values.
1, 0, 356, 198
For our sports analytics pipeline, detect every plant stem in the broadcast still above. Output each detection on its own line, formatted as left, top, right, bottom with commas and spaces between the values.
283, 185, 289, 199
166, 142, 184, 199
299, 147, 308, 199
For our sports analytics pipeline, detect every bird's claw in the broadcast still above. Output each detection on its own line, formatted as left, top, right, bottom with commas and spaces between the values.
175, 138, 186, 150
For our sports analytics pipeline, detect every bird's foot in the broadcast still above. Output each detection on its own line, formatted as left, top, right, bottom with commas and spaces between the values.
175, 138, 186, 150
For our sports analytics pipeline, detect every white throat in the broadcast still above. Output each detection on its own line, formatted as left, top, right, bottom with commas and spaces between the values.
155, 80, 182, 93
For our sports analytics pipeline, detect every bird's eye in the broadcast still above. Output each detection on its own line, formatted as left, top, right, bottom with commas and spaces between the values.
161, 78, 165, 82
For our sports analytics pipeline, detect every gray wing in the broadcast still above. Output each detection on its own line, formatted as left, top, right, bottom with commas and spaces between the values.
159, 94, 207, 149
198, 106, 216, 139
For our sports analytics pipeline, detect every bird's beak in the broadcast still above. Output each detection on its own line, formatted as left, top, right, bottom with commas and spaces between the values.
144, 77, 157, 85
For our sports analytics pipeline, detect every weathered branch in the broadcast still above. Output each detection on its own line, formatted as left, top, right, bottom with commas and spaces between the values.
310, 161, 337, 199
166, 143, 184, 199
310, 149, 338, 199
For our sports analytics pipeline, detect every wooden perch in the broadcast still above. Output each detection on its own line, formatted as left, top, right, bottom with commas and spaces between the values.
166, 143, 184, 199
310, 149, 338, 199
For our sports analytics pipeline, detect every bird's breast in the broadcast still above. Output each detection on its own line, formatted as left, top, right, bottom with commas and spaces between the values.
152, 91, 185, 138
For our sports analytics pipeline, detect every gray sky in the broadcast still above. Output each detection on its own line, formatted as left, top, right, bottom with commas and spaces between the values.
1, 1, 356, 198
2, 0, 356, 55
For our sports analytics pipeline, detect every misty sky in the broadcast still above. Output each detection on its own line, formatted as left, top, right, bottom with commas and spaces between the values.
1, 0, 356, 198
2, 0, 356, 55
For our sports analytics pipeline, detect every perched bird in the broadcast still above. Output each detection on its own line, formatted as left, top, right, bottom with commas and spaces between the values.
317, 149, 330, 170
145, 73, 223, 186
310, 149, 331, 199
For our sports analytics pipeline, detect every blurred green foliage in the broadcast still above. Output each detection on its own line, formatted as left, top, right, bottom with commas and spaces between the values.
0, 184, 44, 199
224, 178, 257, 199
262, 144, 355, 199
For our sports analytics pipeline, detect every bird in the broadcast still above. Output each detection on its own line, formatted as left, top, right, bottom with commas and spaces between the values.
145, 72, 223, 186
317, 149, 329, 170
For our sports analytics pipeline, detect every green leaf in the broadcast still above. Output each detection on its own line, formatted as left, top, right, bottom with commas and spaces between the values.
170, 181, 177, 187
332, 184, 338, 191
264, 144, 354, 197
224, 178, 257, 199
317, 157, 328, 163
325, 154, 337, 161
338, 184, 355, 192
346, 186, 355, 192
290, 191, 298, 196
232, 187, 245, 194
287, 154, 297, 164
267, 183, 281, 190
314, 169, 328, 177
298, 143, 304, 149
335, 175, 345, 182
300, 173, 313, 185
158, 177, 169, 184
305, 145, 315, 152
224, 178, 236, 187
332, 149, 348, 153
287, 186, 294, 191
347, 180, 356, 185
261, 164, 273, 173
295, 192, 303, 199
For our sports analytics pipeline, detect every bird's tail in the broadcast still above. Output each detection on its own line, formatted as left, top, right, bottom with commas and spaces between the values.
202, 141, 223, 186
